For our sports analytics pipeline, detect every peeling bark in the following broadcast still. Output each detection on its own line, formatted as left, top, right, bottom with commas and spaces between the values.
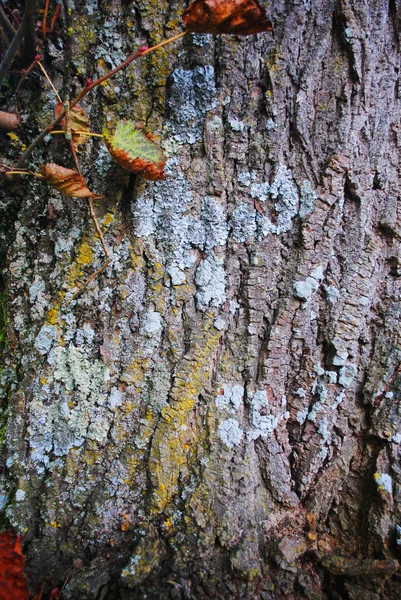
1, 1, 401, 598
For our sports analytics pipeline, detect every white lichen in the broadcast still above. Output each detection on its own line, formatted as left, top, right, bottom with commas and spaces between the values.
230, 203, 257, 242
34, 324, 58, 356
140, 309, 163, 337
249, 390, 284, 438
293, 266, 324, 301
28, 345, 110, 471
166, 66, 217, 144
195, 254, 226, 310
228, 118, 245, 132
338, 363, 357, 387
256, 165, 300, 236
374, 472, 392, 494
216, 384, 244, 412
15, 489, 26, 502
299, 180, 316, 218
201, 196, 228, 251
218, 418, 243, 448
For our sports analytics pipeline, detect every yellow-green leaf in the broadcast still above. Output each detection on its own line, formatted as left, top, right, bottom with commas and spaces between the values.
103, 121, 166, 181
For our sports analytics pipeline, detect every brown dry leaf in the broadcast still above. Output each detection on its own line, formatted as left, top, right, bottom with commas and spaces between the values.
40, 163, 102, 198
54, 102, 91, 150
0, 531, 30, 600
183, 0, 273, 35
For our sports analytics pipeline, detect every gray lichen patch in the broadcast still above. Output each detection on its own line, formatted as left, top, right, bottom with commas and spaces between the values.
218, 418, 244, 449
299, 180, 317, 218
34, 324, 58, 356
166, 65, 217, 144
256, 165, 300, 236
230, 203, 257, 243
248, 390, 289, 440
133, 162, 228, 280
293, 266, 324, 301
201, 196, 228, 251
28, 345, 110, 471
195, 254, 226, 310
216, 384, 244, 413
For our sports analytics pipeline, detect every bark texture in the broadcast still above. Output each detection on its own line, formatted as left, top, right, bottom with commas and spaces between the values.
1, 0, 401, 598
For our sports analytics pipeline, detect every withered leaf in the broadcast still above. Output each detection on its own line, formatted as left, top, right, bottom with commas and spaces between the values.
54, 102, 91, 150
0, 531, 30, 600
103, 121, 166, 181
183, 0, 272, 35
40, 163, 102, 198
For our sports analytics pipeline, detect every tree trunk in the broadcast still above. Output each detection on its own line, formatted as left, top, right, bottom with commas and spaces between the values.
1, 0, 401, 598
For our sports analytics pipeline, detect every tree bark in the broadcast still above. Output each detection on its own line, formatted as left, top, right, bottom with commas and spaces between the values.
1, 1, 401, 598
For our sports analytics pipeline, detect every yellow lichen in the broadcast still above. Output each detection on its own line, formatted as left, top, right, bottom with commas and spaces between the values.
75, 242, 94, 266
149, 319, 223, 511
46, 308, 59, 325
102, 212, 114, 227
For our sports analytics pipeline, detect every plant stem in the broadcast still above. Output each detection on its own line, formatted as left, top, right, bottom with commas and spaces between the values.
42, 0, 50, 41
0, 3, 16, 36
64, 259, 110, 305
36, 60, 62, 103
87, 198, 111, 259
72, 30, 187, 106
17, 30, 187, 167
50, 130, 103, 137
20, 0, 36, 67
0, 25, 9, 47
0, 0, 36, 87
5, 169, 43, 177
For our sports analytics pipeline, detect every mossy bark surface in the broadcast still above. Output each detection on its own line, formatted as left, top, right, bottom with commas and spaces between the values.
1, 1, 401, 598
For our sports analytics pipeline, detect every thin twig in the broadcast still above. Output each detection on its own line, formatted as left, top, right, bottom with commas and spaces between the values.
3, 5, 20, 28
64, 259, 110, 305
35, 59, 62, 102
42, 0, 50, 41
63, 105, 112, 300
72, 31, 187, 106
50, 4, 62, 34
15, 58, 37, 110
0, 25, 9, 47
0, 0, 37, 86
50, 130, 103, 137
17, 30, 187, 166
56, 576, 69, 600
88, 198, 111, 259
20, 0, 37, 67
61, 0, 72, 99
0, 3, 16, 35
5, 169, 44, 177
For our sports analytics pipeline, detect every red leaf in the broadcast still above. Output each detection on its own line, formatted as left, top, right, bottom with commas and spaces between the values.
0, 531, 30, 600
40, 163, 103, 198
183, 0, 273, 35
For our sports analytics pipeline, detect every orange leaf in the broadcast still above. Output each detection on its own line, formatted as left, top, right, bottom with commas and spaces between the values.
0, 531, 30, 600
40, 163, 103, 198
54, 103, 91, 150
103, 121, 166, 181
183, 0, 273, 35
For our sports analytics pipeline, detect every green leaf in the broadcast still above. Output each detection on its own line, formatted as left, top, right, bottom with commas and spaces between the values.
103, 121, 166, 181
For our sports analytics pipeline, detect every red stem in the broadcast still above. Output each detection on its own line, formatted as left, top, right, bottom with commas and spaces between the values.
17, 30, 187, 167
